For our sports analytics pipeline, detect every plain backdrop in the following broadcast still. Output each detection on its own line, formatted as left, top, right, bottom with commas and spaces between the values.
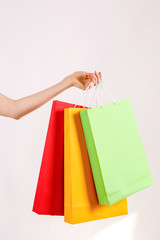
0, 0, 160, 239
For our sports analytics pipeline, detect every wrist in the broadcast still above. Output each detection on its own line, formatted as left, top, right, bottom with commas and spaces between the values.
62, 76, 74, 89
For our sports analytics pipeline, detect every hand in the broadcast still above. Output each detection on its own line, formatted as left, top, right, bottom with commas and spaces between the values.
0, 70, 102, 119
64, 70, 102, 90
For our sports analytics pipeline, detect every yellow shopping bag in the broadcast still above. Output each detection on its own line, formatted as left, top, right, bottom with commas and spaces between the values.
64, 108, 128, 224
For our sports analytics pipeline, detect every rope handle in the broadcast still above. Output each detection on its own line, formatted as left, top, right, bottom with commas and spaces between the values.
73, 77, 116, 108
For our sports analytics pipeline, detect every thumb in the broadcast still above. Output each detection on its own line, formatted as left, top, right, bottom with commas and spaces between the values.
84, 72, 95, 81
83, 79, 92, 90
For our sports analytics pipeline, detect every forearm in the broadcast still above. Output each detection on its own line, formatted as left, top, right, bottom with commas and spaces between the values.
0, 70, 100, 120
13, 78, 71, 119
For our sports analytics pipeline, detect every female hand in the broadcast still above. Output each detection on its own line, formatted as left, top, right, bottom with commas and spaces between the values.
64, 70, 102, 90
0, 70, 102, 119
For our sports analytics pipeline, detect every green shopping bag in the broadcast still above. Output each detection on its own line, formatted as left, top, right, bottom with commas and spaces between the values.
80, 97, 154, 205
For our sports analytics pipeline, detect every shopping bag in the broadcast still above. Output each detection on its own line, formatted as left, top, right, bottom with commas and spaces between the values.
64, 107, 128, 224
32, 100, 82, 215
79, 98, 154, 205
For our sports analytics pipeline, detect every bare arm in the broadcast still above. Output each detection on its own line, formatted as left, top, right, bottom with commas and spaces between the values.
0, 71, 101, 120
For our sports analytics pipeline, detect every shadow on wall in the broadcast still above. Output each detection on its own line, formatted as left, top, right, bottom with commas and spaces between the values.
44, 185, 157, 240
130, 185, 159, 240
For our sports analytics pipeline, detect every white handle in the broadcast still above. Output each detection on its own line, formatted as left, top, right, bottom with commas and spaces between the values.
73, 82, 93, 108
90, 79, 116, 108
74, 78, 116, 108
101, 80, 116, 104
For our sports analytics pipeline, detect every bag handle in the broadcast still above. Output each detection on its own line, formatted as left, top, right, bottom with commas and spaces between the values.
90, 79, 116, 109
73, 82, 93, 108
74, 78, 116, 108
101, 79, 116, 105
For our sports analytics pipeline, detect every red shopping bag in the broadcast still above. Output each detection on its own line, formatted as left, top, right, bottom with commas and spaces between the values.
32, 100, 83, 215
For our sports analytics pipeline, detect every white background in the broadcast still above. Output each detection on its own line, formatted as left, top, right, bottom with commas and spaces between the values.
0, 0, 160, 239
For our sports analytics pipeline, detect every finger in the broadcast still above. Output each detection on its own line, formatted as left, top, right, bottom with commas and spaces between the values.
89, 73, 96, 85
92, 73, 97, 85
98, 72, 101, 83
97, 72, 101, 83
82, 79, 91, 90
89, 81, 94, 89
93, 71, 97, 86
99, 72, 102, 81
84, 72, 93, 79
94, 70, 100, 84
83, 79, 92, 90
93, 71, 97, 85
84, 72, 96, 83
